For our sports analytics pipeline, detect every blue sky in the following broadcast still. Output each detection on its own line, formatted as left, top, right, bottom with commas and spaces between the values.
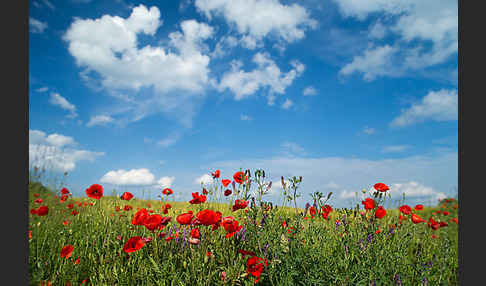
29, 0, 458, 208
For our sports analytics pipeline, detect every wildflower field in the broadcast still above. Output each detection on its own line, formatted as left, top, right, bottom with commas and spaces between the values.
29, 169, 458, 286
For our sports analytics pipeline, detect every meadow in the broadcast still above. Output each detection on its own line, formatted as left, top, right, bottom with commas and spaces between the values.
28, 169, 458, 286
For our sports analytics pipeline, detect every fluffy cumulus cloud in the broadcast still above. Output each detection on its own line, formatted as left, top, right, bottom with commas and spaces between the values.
333, 0, 457, 80
49, 93, 78, 118
195, 0, 317, 49
389, 181, 447, 201
390, 89, 458, 127
86, 115, 114, 127
100, 168, 156, 186
29, 130, 104, 173
63, 5, 214, 127
281, 98, 293, 110
30, 18, 48, 33
156, 176, 175, 188
217, 53, 305, 102
339, 45, 398, 81
194, 174, 213, 185
303, 86, 317, 96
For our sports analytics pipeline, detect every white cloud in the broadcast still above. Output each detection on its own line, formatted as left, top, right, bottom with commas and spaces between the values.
30, 18, 48, 33
382, 145, 410, 153
217, 53, 305, 102
45, 134, 76, 147
339, 190, 361, 200
210, 35, 239, 58
35, 87, 49, 92
156, 176, 175, 188
100, 168, 155, 186
240, 114, 253, 121
86, 115, 114, 127
281, 98, 293, 109
280, 142, 306, 157
390, 89, 457, 127
303, 86, 317, 96
63, 5, 214, 127
362, 126, 375, 135
158, 133, 181, 148
29, 129, 104, 173
390, 181, 447, 201
195, 0, 317, 49
339, 45, 398, 81
194, 174, 213, 185
369, 20, 387, 39
333, 0, 457, 80
42, 0, 55, 10
49, 93, 78, 118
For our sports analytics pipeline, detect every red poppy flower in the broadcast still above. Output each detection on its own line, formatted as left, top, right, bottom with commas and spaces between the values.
431, 234, 439, 239
29, 230, 32, 239
72, 210, 79, 216
375, 228, 381, 234
428, 218, 439, 230
144, 214, 163, 231
414, 204, 424, 211
373, 183, 389, 192
233, 171, 247, 184
443, 211, 450, 216
189, 192, 206, 204
321, 204, 333, 214
85, 184, 103, 200
36, 206, 49, 216
321, 211, 329, 220
114, 206, 121, 212
162, 188, 173, 195
123, 236, 146, 253
190, 228, 200, 239
411, 214, 424, 224
361, 198, 375, 211
212, 169, 221, 179
120, 192, 134, 201
439, 221, 448, 227
196, 209, 222, 226
224, 189, 232, 196
60, 194, 69, 203
61, 188, 70, 195
247, 256, 268, 283
34, 193, 40, 198
374, 206, 386, 219
309, 206, 317, 218
63, 220, 71, 226
451, 217, 458, 224
221, 216, 243, 238
34, 198, 43, 204
177, 211, 194, 225
122, 205, 132, 211
162, 203, 172, 214
30, 208, 37, 215
232, 199, 249, 212
222, 179, 231, 187
238, 249, 256, 258
132, 208, 149, 225
60, 245, 74, 259
202, 188, 209, 195
74, 256, 80, 265
206, 251, 212, 257
399, 205, 412, 215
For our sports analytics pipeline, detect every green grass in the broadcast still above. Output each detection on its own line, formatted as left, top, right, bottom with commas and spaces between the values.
28, 180, 458, 286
